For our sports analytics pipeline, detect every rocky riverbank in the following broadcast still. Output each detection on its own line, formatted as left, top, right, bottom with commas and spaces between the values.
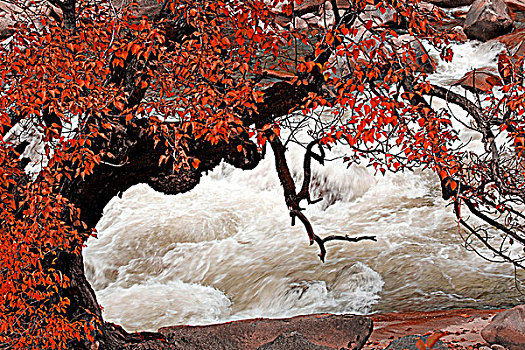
150, 307, 524, 349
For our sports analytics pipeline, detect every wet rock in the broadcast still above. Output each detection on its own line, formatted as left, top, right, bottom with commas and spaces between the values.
293, 16, 308, 30
491, 345, 508, 350
159, 314, 372, 350
301, 13, 319, 26
451, 67, 503, 92
418, 2, 440, 14
257, 332, 334, 350
384, 334, 448, 350
496, 27, 525, 49
505, 0, 525, 11
463, 0, 514, 41
427, 0, 475, 7
0, 13, 15, 39
451, 25, 469, 42
481, 305, 525, 350
112, 0, 163, 17
0, 1, 61, 39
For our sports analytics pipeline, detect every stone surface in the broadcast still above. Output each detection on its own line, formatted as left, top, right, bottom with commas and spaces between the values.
452, 67, 503, 92
464, 0, 514, 41
505, 0, 525, 11
256, 332, 334, 350
0, 1, 61, 39
428, 0, 475, 7
384, 334, 447, 350
112, 0, 163, 17
481, 305, 525, 350
496, 27, 525, 49
159, 314, 372, 350
362, 308, 502, 350
451, 25, 469, 42
491, 345, 508, 350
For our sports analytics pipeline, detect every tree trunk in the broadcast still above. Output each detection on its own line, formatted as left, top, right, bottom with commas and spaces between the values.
43, 119, 262, 349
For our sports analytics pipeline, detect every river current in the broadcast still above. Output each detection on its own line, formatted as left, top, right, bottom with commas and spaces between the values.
84, 40, 525, 332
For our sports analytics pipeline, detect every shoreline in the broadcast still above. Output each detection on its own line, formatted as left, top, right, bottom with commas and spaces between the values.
363, 308, 503, 349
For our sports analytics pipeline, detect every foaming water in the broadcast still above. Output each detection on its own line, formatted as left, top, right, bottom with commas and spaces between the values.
84, 41, 524, 332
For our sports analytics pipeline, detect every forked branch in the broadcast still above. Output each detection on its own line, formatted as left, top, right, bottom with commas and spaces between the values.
270, 136, 376, 261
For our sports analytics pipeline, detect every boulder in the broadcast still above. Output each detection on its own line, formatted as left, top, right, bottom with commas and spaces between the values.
463, 0, 514, 41
451, 25, 469, 42
112, 0, 163, 17
495, 29, 525, 83
496, 27, 525, 49
452, 67, 503, 92
428, 0, 475, 7
257, 332, 334, 350
0, 1, 62, 39
481, 305, 525, 350
385, 334, 448, 350
159, 314, 372, 350
505, 0, 525, 11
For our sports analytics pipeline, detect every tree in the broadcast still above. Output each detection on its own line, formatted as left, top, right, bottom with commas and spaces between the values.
0, 0, 524, 349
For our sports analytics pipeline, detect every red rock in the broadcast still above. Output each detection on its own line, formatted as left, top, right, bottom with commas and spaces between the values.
257, 332, 334, 350
481, 305, 525, 350
362, 309, 502, 350
463, 0, 514, 42
159, 314, 372, 350
112, 0, 162, 17
505, 0, 525, 11
427, 0, 475, 7
0, 1, 62, 39
496, 28, 525, 49
295, 0, 351, 12
451, 25, 469, 42
452, 67, 503, 92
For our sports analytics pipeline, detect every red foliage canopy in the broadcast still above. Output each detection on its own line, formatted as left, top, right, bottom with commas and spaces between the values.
0, 0, 524, 348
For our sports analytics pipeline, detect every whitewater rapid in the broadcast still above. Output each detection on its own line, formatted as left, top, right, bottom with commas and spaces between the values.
84, 40, 524, 332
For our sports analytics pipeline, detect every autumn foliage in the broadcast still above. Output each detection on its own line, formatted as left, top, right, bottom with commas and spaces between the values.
1, 0, 525, 348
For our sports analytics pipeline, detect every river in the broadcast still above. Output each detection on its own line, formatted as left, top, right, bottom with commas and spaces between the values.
83, 38, 525, 332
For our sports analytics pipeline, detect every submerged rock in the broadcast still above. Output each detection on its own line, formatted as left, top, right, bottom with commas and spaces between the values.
481, 305, 525, 350
452, 67, 503, 92
159, 313, 372, 350
464, 0, 514, 41
384, 334, 447, 350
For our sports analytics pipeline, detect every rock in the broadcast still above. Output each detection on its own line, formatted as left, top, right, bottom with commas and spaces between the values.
0, 12, 15, 39
463, 0, 514, 41
257, 332, 334, 350
451, 25, 469, 42
112, 0, 163, 17
301, 13, 319, 26
419, 2, 440, 13
427, 0, 475, 7
384, 334, 448, 350
491, 345, 508, 350
496, 28, 525, 49
481, 305, 525, 350
505, 0, 525, 11
159, 314, 372, 350
0, 1, 61, 39
452, 67, 503, 92
293, 16, 308, 30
